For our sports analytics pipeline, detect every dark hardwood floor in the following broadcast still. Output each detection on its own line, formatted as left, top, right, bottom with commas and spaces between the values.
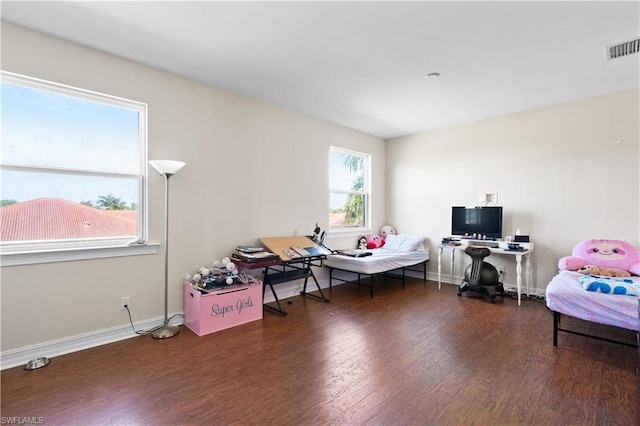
2, 278, 637, 425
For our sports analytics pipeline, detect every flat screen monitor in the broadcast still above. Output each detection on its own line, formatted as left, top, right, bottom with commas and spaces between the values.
451, 206, 503, 239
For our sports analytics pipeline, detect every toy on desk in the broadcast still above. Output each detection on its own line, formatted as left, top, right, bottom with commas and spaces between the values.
304, 223, 335, 254
309, 222, 329, 245
463, 233, 490, 240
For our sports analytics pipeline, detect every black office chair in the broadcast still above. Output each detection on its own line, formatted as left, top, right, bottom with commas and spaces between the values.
458, 246, 504, 303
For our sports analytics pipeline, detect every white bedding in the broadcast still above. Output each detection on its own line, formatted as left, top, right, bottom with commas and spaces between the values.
324, 247, 429, 275
545, 270, 640, 331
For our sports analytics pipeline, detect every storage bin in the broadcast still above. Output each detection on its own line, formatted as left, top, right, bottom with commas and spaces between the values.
183, 281, 263, 336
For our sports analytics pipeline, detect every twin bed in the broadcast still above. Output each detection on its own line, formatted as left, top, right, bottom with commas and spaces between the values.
324, 234, 429, 298
545, 270, 639, 347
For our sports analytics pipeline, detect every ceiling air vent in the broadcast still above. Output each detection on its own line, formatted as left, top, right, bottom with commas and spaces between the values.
607, 37, 640, 60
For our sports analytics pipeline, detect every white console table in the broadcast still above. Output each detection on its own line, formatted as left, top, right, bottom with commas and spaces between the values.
437, 241, 534, 306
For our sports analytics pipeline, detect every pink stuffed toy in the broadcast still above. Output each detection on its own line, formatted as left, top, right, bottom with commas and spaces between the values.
366, 234, 384, 249
379, 225, 397, 239
558, 239, 640, 276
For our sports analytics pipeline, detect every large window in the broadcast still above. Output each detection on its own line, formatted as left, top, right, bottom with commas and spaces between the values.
329, 147, 370, 230
0, 71, 148, 262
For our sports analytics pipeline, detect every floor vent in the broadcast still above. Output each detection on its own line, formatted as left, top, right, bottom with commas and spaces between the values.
607, 37, 640, 60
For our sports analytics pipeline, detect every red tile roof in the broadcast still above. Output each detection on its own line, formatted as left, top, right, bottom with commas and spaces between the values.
0, 198, 137, 241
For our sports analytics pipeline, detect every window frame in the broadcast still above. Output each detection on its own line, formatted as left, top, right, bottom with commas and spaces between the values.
0, 71, 157, 266
329, 146, 371, 233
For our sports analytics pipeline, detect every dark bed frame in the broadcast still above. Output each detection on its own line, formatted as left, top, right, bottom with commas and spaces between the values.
326, 260, 428, 298
552, 310, 638, 348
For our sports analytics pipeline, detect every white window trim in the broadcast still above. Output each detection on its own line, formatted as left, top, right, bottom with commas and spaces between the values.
1, 243, 159, 267
329, 146, 371, 233
0, 71, 150, 266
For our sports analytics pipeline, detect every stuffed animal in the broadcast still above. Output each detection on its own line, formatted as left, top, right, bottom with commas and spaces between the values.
576, 264, 631, 277
357, 236, 367, 250
379, 225, 397, 239
558, 239, 640, 276
366, 234, 384, 249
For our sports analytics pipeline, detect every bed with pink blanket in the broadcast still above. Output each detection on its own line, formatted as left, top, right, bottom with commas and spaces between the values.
545, 270, 639, 347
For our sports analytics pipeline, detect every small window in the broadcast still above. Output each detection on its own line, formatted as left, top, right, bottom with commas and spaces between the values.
0, 71, 148, 259
329, 147, 370, 230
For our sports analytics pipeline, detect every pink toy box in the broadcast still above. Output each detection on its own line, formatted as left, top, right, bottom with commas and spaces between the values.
183, 281, 263, 336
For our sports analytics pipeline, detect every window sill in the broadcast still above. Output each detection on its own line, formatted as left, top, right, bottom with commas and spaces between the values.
327, 228, 373, 238
1, 243, 160, 267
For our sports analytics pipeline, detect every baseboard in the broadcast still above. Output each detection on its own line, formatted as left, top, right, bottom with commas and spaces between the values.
0, 315, 173, 371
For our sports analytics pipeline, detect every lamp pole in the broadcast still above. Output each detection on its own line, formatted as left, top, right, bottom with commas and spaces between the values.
149, 160, 185, 339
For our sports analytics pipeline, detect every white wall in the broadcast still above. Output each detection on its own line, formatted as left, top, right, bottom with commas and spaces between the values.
386, 88, 640, 293
0, 23, 385, 359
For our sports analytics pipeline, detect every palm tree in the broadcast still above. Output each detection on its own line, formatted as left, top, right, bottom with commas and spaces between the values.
343, 155, 363, 175
342, 155, 364, 225
96, 194, 127, 210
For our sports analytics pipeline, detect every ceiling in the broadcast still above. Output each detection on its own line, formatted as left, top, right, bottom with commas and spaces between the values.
2, 1, 639, 139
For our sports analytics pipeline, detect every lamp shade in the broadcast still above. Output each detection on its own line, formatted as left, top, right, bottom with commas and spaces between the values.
149, 160, 186, 176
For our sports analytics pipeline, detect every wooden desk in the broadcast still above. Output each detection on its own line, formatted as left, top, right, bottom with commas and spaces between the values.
258, 236, 331, 315
437, 241, 534, 306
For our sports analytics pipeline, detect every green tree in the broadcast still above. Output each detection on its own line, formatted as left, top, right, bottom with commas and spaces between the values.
80, 200, 94, 207
0, 199, 17, 207
342, 156, 364, 226
96, 194, 127, 210
343, 155, 363, 176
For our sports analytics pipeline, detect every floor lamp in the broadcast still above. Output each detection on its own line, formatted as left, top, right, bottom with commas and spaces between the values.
149, 160, 186, 339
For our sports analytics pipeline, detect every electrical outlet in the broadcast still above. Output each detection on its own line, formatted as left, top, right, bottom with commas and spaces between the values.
499, 266, 505, 276
120, 296, 130, 311
479, 192, 498, 204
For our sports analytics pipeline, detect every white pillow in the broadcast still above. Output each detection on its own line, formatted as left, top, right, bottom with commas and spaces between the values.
382, 234, 424, 252
381, 234, 403, 251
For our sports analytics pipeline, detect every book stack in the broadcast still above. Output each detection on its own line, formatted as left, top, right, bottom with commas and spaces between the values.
283, 248, 302, 259
236, 245, 265, 253
232, 249, 281, 264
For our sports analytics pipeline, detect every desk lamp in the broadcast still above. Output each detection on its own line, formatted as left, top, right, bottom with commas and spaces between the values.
149, 160, 186, 339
